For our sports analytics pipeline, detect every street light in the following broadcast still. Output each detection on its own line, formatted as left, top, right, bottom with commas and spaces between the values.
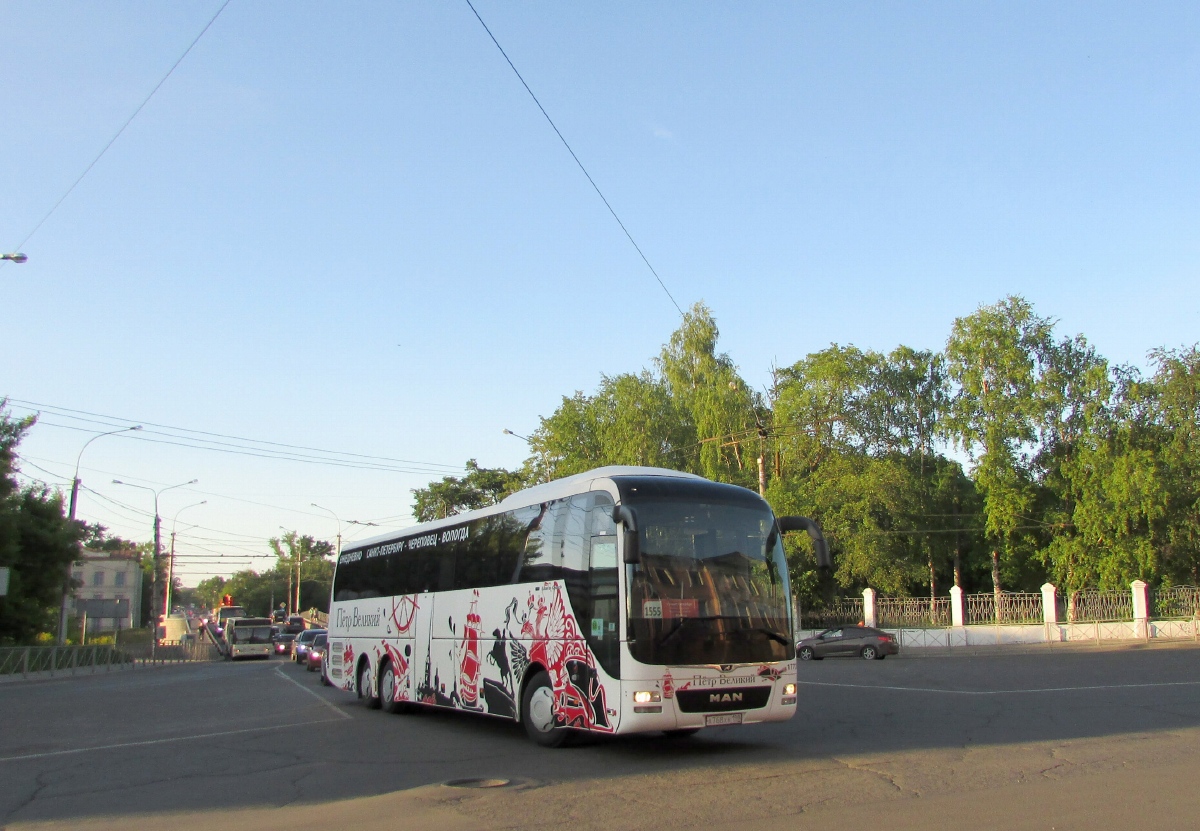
113, 477, 198, 653
503, 428, 549, 483
2, 253, 28, 263
310, 503, 342, 559
167, 501, 206, 617
57, 424, 143, 644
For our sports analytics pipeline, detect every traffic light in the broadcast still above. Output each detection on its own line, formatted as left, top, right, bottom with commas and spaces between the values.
222, 594, 234, 606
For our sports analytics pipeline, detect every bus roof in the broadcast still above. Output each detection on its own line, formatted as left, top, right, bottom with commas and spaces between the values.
343, 466, 707, 554
228, 617, 271, 627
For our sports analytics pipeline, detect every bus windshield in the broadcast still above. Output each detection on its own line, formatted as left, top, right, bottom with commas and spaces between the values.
231, 626, 273, 644
626, 497, 792, 666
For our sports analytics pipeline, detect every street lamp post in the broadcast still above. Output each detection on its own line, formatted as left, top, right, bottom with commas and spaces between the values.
503, 428, 549, 482
167, 501, 206, 617
58, 425, 142, 644
113, 477, 198, 655
1, 253, 28, 263
310, 503, 342, 559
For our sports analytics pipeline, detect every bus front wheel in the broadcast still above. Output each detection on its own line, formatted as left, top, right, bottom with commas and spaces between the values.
358, 661, 381, 710
521, 671, 569, 748
379, 661, 408, 714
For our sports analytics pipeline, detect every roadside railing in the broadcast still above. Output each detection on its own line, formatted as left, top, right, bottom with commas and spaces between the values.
0, 639, 223, 679
965, 592, 1044, 625
800, 597, 864, 630
809, 580, 1200, 649
1064, 590, 1133, 623
877, 597, 952, 628
0, 645, 129, 678
1152, 586, 1200, 620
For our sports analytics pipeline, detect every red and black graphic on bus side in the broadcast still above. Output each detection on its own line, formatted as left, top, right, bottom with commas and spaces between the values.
391, 582, 613, 731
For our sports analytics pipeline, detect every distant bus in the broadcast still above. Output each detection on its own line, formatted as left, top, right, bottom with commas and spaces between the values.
327, 466, 828, 746
225, 617, 273, 660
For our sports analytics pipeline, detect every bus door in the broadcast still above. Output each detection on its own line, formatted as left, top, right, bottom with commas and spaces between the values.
561, 492, 621, 732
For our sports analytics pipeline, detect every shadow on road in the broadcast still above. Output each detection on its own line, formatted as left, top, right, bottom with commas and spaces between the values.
3, 646, 1200, 825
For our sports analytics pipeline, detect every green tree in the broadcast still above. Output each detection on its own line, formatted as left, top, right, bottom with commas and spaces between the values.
944, 296, 1054, 604
411, 460, 524, 522
657, 302, 759, 488
1148, 347, 1200, 584
195, 575, 228, 611
0, 403, 86, 643
269, 531, 335, 612
531, 372, 693, 480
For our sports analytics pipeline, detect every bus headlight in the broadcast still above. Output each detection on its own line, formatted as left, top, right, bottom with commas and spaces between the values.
783, 683, 796, 696
633, 691, 661, 704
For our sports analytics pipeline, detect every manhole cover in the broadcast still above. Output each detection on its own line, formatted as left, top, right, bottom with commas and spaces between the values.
443, 778, 513, 789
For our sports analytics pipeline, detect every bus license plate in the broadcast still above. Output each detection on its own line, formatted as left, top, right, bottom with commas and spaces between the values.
705, 713, 743, 727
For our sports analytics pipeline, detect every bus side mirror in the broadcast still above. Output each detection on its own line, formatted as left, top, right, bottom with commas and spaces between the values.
778, 516, 831, 570
612, 505, 640, 564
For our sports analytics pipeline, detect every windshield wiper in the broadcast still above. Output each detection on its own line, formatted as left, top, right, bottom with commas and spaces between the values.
753, 627, 791, 646
657, 617, 693, 646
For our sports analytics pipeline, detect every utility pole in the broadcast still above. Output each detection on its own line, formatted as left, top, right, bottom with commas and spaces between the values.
114, 478, 197, 655
167, 501, 206, 619
152, 513, 162, 650
59, 426, 142, 644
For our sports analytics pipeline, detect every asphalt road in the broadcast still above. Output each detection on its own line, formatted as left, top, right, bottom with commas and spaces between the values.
3, 645, 1200, 830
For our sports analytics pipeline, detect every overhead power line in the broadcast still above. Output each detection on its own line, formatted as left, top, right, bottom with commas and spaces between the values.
463, 0, 684, 317
7, 398, 463, 475
6, 0, 232, 256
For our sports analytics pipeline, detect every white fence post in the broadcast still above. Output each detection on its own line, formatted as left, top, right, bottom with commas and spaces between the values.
863, 587, 876, 628
950, 585, 964, 628
1042, 583, 1058, 644
1131, 580, 1149, 640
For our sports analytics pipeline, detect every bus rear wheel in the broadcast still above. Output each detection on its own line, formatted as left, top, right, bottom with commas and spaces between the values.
521, 671, 569, 748
358, 661, 381, 710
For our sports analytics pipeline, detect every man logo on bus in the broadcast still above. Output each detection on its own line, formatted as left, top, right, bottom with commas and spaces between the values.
710, 692, 744, 704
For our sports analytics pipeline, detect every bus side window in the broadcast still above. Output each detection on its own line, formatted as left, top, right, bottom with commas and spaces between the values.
333, 557, 359, 602
437, 544, 456, 592
559, 496, 590, 574
504, 505, 541, 584
518, 501, 563, 583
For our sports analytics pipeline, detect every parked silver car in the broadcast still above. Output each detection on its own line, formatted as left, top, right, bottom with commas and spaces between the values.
797, 626, 898, 660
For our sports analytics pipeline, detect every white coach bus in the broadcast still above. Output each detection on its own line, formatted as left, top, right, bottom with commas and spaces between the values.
326, 466, 828, 746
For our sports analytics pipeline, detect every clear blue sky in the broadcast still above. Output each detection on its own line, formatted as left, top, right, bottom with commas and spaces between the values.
3, 2, 1197, 583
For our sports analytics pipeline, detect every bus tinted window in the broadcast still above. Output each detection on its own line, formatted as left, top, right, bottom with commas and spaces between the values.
334, 501, 576, 600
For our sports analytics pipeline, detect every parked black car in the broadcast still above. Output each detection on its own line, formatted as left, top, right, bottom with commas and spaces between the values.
797, 626, 898, 660
292, 628, 326, 662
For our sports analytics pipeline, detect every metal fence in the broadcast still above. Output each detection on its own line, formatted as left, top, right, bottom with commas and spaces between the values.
877, 596, 953, 628
0, 640, 222, 679
964, 592, 1044, 625
0, 645, 130, 677
800, 597, 864, 629
1063, 590, 1133, 623
1152, 586, 1200, 620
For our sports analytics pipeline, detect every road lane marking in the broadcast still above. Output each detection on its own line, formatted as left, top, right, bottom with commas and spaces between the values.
274, 665, 352, 719
0, 718, 345, 764
797, 680, 1200, 695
